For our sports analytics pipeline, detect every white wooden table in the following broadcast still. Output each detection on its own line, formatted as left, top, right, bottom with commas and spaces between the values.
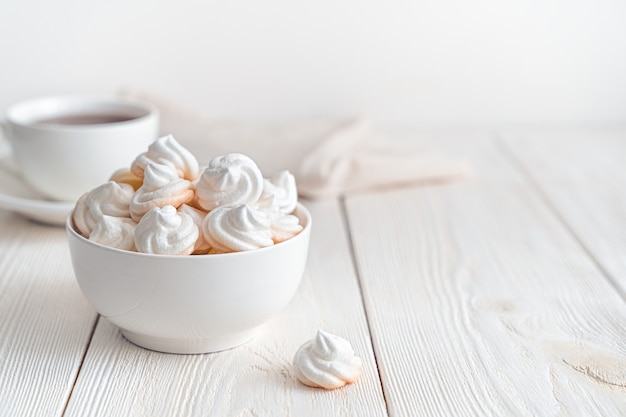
1, 129, 625, 416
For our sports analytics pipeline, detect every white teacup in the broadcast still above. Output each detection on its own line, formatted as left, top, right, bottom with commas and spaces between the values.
2, 95, 159, 202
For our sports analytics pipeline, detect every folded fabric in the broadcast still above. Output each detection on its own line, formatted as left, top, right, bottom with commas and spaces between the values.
121, 89, 471, 199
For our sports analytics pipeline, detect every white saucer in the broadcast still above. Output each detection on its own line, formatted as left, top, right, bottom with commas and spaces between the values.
0, 155, 74, 226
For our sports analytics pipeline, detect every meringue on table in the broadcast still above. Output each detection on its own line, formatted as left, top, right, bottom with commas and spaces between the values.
293, 330, 363, 390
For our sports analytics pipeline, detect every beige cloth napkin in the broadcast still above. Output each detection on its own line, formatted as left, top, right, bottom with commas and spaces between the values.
122, 90, 471, 199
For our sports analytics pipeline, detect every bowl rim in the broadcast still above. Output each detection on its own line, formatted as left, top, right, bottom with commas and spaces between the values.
66, 202, 312, 260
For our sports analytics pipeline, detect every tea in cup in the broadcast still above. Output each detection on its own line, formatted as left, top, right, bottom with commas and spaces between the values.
2, 95, 159, 202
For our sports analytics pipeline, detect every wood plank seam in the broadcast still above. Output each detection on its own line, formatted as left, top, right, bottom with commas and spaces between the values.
493, 136, 626, 304
339, 196, 392, 417
60, 315, 101, 417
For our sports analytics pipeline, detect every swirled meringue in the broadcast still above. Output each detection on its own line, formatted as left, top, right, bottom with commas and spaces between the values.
201, 204, 273, 253
135, 205, 199, 255
262, 170, 298, 214
130, 163, 195, 222
131, 134, 200, 181
293, 330, 362, 390
89, 215, 137, 251
109, 168, 143, 190
178, 204, 212, 254
72, 181, 135, 238
256, 195, 303, 243
195, 153, 264, 211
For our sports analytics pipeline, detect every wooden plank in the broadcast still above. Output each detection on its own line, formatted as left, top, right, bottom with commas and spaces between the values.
345, 135, 626, 416
500, 129, 626, 298
0, 213, 97, 416
63, 200, 388, 417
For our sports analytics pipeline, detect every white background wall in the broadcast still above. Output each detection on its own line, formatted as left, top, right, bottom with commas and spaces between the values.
1, 0, 625, 127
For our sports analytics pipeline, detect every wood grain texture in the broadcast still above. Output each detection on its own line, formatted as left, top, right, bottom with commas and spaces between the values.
63, 200, 388, 417
0, 212, 97, 417
345, 135, 626, 416
500, 129, 626, 298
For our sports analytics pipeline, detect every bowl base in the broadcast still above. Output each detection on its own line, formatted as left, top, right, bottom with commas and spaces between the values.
120, 328, 258, 354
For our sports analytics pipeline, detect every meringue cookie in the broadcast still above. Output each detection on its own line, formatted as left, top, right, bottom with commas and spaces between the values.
109, 168, 143, 190
201, 204, 273, 253
72, 181, 135, 238
135, 205, 199, 255
256, 195, 303, 243
262, 170, 298, 214
130, 163, 195, 222
131, 134, 200, 181
195, 153, 264, 211
293, 330, 362, 390
178, 204, 212, 254
89, 215, 137, 252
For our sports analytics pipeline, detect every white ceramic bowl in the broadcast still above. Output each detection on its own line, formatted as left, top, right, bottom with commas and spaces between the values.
67, 203, 311, 354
